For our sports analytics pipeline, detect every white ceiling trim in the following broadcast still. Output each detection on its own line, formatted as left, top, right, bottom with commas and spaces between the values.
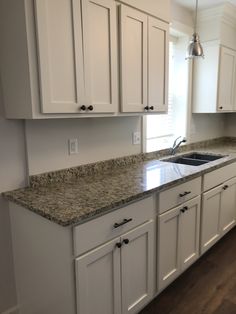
174, 0, 236, 11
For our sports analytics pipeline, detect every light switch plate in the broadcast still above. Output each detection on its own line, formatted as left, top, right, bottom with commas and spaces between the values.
68, 139, 78, 155
132, 132, 141, 145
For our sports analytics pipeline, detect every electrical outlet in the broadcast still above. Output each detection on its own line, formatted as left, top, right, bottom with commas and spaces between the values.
68, 139, 78, 155
132, 132, 141, 145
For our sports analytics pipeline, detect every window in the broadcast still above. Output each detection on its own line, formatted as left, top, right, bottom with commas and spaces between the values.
144, 32, 190, 153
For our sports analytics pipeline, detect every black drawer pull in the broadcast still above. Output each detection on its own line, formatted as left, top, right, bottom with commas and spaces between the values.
114, 218, 133, 229
181, 206, 188, 213
179, 191, 191, 197
223, 185, 229, 190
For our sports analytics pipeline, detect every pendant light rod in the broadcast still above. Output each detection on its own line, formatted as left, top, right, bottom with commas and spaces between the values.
186, 0, 204, 59
194, 0, 198, 32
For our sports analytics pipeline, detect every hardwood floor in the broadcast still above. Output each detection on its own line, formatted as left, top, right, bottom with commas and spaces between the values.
140, 228, 236, 314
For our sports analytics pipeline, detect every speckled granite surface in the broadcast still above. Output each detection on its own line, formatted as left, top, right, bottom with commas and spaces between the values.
3, 138, 236, 227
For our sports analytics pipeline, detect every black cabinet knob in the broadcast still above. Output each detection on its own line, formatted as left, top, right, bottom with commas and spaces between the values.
219, 106, 223, 110
181, 206, 188, 213
80, 105, 86, 111
123, 239, 129, 245
88, 105, 94, 111
116, 242, 122, 248
144, 106, 150, 111
150, 106, 154, 110
223, 185, 229, 190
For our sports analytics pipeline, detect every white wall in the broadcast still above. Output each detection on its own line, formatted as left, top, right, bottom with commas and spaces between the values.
171, 0, 193, 27
25, 117, 141, 175
224, 114, 236, 137
190, 114, 225, 142
0, 81, 27, 312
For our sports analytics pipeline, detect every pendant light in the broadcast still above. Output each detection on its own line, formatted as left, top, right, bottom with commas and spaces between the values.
186, 0, 204, 59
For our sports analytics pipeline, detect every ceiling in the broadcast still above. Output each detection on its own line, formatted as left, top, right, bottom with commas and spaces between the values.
174, 0, 236, 10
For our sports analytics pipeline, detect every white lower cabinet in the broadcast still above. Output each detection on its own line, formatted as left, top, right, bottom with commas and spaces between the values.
75, 220, 154, 314
201, 185, 222, 253
75, 237, 122, 314
220, 177, 236, 235
157, 196, 201, 291
121, 222, 154, 314
201, 177, 236, 254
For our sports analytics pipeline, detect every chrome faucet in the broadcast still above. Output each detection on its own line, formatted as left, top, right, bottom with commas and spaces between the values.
170, 136, 187, 155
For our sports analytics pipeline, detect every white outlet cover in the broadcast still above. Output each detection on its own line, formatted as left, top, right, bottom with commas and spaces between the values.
132, 132, 141, 145
68, 139, 78, 155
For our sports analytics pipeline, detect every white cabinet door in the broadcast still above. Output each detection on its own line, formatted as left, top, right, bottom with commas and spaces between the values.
158, 206, 181, 291
181, 196, 200, 271
148, 17, 169, 112
82, 0, 118, 113
120, 5, 148, 112
75, 238, 121, 314
121, 221, 154, 314
218, 46, 236, 111
158, 196, 201, 291
220, 177, 236, 235
35, 0, 85, 113
201, 185, 222, 254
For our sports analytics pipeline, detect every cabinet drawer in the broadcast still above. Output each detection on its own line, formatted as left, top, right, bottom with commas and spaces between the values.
203, 162, 236, 191
158, 177, 201, 214
73, 196, 155, 256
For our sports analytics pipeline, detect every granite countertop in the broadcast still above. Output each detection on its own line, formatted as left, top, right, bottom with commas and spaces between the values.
3, 139, 236, 227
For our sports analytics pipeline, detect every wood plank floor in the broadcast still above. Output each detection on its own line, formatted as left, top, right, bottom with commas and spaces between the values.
140, 228, 236, 314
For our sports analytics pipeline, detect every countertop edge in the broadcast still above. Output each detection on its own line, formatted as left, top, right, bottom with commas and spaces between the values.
3, 155, 236, 227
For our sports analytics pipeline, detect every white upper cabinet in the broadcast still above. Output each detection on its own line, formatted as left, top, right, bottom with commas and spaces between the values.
82, 0, 118, 113
148, 17, 169, 112
120, 6, 148, 113
0, 0, 169, 118
36, 0, 118, 114
120, 5, 169, 113
218, 47, 236, 112
117, 0, 170, 22
193, 44, 236, 113
193, 4, 236, 113
35, 0, 85, 113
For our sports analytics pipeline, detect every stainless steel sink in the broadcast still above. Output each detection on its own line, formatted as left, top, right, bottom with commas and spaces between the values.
163, 152, 226, 166
183, 153, 223, 161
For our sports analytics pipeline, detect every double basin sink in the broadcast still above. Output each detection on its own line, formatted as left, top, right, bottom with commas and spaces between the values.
164, 152, 226, 166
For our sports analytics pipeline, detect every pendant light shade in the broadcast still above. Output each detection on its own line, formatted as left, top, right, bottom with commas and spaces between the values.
186, 33, 204, 59
186, 0, 204, 59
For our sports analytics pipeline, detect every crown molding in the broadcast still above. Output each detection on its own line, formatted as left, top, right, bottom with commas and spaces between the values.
198, 3, 236, 28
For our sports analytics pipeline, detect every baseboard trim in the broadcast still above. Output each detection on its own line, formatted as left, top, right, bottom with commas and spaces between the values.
1, 305, 20, 314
